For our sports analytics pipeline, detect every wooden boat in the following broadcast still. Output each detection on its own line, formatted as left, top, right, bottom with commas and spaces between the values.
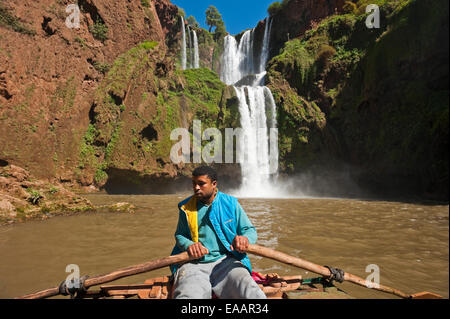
76, 273, 353, 299
18, 244, 442, 299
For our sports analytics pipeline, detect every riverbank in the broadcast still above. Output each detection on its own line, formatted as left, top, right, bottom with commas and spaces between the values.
0, 164, 136, 226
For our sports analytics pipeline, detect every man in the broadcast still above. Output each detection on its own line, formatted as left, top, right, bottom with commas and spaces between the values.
170, 166, 266, 299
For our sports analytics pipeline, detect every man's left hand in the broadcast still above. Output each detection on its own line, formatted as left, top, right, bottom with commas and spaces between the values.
230, 236, 249, 253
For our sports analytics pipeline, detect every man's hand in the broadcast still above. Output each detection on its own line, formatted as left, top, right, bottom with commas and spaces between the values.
187, 242, 209, 259
230, 236, 249, 253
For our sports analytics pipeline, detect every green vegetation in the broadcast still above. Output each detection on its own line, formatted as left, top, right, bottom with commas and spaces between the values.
205, 5, 226, 40
267, 0, 290, 16
0, 3, 36, 35
268, 0, 448, 197
183, 68, 225, 115
49, 186, 59, 194
94, 168, 108, 184
93, 61, 111, 74
178, 7, 186, 18
138, 40, 159, 50
140, 0, 150, 8
27, 189, 43, 205
89, 19, 109, 42
186, 15, 199, 28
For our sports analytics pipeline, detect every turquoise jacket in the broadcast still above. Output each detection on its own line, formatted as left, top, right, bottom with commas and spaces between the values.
170, 191, 256, 274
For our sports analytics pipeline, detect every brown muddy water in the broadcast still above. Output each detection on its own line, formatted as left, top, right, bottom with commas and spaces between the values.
0, 194, 448, 299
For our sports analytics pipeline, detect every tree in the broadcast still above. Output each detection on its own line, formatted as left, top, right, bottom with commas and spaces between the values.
186, 15, 199, 28
205, 5, 223, 32
214, 20, 226, 41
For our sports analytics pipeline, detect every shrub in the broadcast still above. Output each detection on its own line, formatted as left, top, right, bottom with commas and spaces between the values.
316, 44, 337, 70
268, 2, 282, 16
94, 169, 108, 184
267, 0, 290, 16
138, 41, 158, 50
27, 189, 43, 205
49, 186, 59, 194
343, 1, 358, 14
89, 19, 108, 42
93, 61, 111, 74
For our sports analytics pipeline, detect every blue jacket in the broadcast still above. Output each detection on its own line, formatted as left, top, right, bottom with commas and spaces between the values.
170, 191, 254, 274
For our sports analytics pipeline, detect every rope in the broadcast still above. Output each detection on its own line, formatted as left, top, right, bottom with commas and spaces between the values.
324, 265, 345, 283
58, 276, 89, 298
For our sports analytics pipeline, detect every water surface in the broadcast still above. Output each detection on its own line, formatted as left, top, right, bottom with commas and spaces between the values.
0, 194, 448, 299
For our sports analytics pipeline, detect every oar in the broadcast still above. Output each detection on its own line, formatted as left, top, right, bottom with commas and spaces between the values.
19, 244, 442, 299
18, 252, 192, 299
247, 244, 442, 299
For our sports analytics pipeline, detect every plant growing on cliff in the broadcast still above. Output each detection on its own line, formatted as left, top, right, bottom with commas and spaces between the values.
205, 6, 222, 32
205, 6, 226, 41
94, 169, 108, 184
186, 15, 199, 28
267, 0, 290, 16
89, 19, 108, 42
0, 3, 35, 35
27, 189, 43, 205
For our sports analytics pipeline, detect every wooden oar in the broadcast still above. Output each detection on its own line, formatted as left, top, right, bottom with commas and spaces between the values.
247, 244, 442, 299
18, 252, 192, 299
19, 244, 441, 299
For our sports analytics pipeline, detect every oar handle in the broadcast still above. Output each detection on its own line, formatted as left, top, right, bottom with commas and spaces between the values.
18, 244, 427, 299
247, 244, 411, 299
18, 252, 191, 299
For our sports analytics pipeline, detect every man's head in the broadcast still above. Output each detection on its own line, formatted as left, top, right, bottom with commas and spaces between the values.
192, 166, 217, 203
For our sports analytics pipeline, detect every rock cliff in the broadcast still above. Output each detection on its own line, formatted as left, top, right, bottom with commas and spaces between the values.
1, 0, 448, 205
266, 0, 449, 200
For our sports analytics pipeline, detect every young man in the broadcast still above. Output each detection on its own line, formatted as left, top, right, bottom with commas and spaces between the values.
170, 166, 266, 299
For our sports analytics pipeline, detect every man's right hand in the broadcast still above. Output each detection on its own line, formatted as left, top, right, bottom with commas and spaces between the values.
187, 242, 209, 259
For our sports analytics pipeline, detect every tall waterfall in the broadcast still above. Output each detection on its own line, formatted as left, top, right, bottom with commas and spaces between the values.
181, 17, 187, 70
180, 18, 199, 70
193, 30, 200, 69
220, 18, 279, 197
187, 25, 193, 68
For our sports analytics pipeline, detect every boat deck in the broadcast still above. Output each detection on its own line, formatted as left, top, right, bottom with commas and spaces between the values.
78, 273, 352, 299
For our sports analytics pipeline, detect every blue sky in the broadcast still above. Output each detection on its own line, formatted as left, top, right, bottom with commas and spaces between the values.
171, 0, 275, 35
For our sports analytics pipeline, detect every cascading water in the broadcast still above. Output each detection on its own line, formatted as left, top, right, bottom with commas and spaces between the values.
180, 17, 187, 70
180, 18, 199, 70
193, 30, 200, 69
187, 25, 193, 68
220, 18, 281, 198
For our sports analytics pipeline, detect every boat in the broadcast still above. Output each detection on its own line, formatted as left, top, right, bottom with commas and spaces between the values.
18, 244, 441, 299
75, 272, 353, 299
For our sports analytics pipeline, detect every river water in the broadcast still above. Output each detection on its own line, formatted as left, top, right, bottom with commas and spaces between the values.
0, 194, 448, 299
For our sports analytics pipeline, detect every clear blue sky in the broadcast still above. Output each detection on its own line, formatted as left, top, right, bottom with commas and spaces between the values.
171, 0, 275, 35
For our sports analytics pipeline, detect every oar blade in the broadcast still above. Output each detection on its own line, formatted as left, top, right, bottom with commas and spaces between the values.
410, 291, 443, 299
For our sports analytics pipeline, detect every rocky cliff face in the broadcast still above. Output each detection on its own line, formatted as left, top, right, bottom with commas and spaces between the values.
266, 0, 449, 200
1, 0, 447, 203
0, 0, 178, 185
268, 0, 345, 59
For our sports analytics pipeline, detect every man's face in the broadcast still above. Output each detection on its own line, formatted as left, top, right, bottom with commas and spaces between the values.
192, 175, 217, 202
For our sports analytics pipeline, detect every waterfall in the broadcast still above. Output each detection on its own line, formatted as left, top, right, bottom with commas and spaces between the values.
220, 18, 280, 197
259, 17, 273, 75
187, 25, 193, 68
193, 30, 199, 69
180, 18, 200, 70
180, 17, 187, 70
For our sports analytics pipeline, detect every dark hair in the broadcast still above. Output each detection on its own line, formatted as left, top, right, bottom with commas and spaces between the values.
192, 166, 217, 182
